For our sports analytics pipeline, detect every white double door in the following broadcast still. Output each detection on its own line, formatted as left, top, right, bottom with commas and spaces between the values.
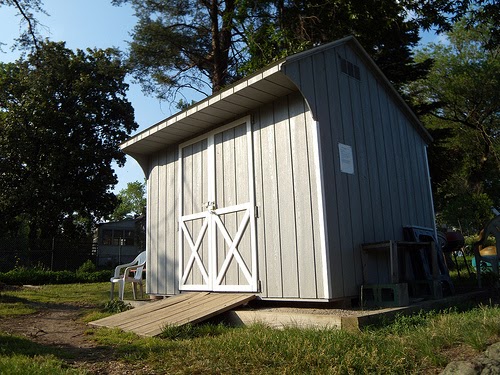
178, 119, 257, 292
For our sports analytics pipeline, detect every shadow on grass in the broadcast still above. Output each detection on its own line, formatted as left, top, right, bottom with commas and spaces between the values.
0, 333, 65, 358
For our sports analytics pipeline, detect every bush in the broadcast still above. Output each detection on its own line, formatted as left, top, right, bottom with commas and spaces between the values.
0, 265, 111, 285
76, 260, 97, 274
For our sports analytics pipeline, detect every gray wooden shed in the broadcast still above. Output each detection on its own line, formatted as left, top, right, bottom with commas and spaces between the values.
121, 36, 436, 302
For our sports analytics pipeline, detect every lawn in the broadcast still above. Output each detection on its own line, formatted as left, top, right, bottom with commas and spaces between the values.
0, 280, 499, 374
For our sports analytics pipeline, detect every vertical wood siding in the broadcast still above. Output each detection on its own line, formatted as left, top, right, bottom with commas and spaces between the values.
146, 147, 178, 295
253, 92, 324, 299
146, 101, 323, 299
283, 44, 435, 298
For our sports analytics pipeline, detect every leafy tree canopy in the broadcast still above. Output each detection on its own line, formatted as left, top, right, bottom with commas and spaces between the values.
111, 181, 147, 221
407, 15, 499, 233
0, 41, 138, 239
112, 0, 497, 102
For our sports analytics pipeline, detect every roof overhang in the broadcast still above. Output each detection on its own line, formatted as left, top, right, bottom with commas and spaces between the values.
120, 61, 299, 159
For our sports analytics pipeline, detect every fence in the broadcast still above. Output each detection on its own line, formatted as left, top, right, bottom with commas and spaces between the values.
0, 237, 97, 272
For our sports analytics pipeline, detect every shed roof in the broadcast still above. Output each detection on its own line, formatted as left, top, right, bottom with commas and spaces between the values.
121, 36, 431, 162
120, 61, 298, 159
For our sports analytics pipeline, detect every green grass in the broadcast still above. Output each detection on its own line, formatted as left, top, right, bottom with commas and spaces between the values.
85, 303, 500, 374
1, 282, 500, 374
0, 333, 85, 374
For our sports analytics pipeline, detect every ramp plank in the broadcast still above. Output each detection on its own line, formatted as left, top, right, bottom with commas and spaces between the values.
89, 292, 256, 337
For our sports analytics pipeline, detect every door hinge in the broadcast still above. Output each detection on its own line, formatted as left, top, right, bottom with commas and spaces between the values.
254, 206, 259, 218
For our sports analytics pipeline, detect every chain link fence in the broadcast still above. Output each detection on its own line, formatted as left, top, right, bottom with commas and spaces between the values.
0, 237, 96, 272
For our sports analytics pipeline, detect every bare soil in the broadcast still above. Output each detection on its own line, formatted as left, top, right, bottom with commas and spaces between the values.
0, 303, 150, 374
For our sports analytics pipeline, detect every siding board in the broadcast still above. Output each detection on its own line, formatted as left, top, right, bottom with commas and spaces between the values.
148, 154, 159, 294
274, 96, 299, 298
164, 148, 178, 294
323, 49, 352, 297
157, 149, 167, 294
259, 103, 283, 297
289, 93, 318, 298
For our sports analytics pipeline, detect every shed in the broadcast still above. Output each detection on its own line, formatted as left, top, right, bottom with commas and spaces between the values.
121, 36, 436, 302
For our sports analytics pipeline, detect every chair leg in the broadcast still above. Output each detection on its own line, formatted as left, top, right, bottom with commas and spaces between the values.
119, 280, 125, 300
132, 283, 137, 300
110, 282, 115, 300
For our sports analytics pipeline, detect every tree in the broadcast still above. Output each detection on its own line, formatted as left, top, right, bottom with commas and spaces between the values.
407, 16, 499, 233
112, 0, 243, 100
0, 41, 138, 239
113, 0, 495, 101
0, 0, 46, 50
111, 181, 147, 221
241, 0, 433, 89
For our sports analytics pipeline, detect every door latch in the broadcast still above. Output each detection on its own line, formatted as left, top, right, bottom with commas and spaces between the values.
205, 201, 216, 211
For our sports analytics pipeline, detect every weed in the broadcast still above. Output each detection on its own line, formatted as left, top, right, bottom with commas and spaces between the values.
103, 299, 131, 313
160, 323, 229, 340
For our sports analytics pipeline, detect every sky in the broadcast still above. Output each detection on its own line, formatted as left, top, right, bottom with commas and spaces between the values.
0, 0, 202, 193
1, 1, 442, 194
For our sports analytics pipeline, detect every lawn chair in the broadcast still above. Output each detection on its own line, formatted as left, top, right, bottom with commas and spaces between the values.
110, 251, 146, 300
474, 215, 500, 287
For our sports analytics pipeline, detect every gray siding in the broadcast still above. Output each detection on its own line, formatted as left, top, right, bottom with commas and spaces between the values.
283, 44, 435, 298
145, 94, 325, 299
253, 92, 325, 299
146, 147, 179, 296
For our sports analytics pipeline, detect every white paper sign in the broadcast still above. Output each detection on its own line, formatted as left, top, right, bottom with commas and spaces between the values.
338, 143, 354, 174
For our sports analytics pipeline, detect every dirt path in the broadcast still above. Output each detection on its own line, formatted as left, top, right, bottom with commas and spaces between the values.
0, 304, 146, 374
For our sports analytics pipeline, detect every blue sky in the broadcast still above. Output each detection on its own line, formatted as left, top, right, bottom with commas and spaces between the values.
1, 1, 441, 194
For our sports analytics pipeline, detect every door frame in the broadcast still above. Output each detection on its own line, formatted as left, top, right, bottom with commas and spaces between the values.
177, 116, 257, 292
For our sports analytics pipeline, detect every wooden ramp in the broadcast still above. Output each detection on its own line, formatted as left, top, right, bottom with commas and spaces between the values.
89, 292, 256, 337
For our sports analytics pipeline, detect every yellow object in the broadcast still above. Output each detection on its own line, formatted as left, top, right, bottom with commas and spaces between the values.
480, 246, 497, 257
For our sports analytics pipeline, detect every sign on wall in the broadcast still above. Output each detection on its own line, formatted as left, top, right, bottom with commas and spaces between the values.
338, 143, 354, 174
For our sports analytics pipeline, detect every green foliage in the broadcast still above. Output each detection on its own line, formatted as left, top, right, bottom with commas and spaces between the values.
0, 266, 110, 285
113, 0, 240, 98
115, 0, 482, 101
76, 260, 97, 274
0, 41, 138, 239
103, 299, 132, 313
111, 181, 147, 221
242, 0, 438, 89
408, 14, 500, 233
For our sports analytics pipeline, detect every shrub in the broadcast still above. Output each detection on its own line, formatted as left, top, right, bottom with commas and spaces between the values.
0, 266, 111, 285
76, 260, 97, 274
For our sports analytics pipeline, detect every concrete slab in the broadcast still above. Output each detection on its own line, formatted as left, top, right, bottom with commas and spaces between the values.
224, 290, 489, 331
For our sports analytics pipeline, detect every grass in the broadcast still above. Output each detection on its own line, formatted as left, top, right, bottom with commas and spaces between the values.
0, 333, 84, 375
86, 303, 500, 374
0, 280, 500, 374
